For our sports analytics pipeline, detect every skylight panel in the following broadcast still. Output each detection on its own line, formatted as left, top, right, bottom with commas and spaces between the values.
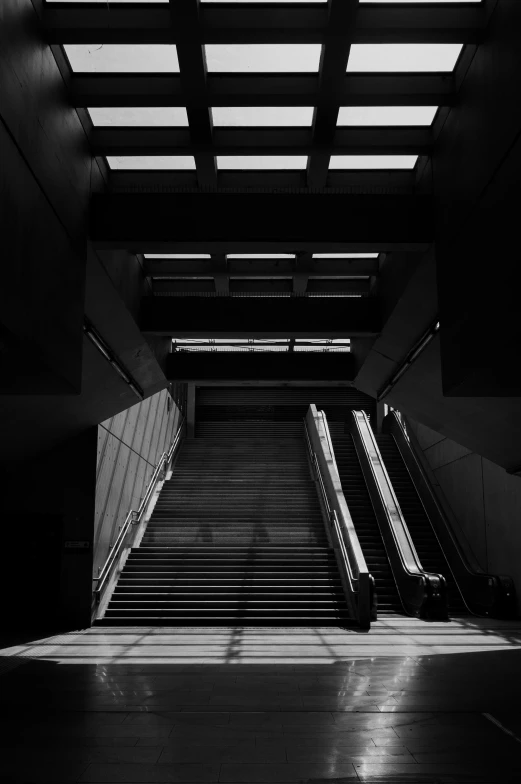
205, 45, 321, 73
337, 106, 438, 127
329, 155, 418, 170
88, 108, 188, 127
217, 156, 308, 170
146, 255, 212, 259
107, 156, 195, 170
212, 107, 314, 127
64, 45, 179, 73
361, 1, 480, 4
202, 1, 326, 4
227, 254, 296, 259
313, 254, 379, 259
48, 1, 169, 3
347, 44, 463, 73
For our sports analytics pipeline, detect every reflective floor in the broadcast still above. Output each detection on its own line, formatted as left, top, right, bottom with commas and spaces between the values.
1, 618, 521, 783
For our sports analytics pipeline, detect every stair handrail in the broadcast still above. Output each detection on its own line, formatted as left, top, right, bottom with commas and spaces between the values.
350, 410, 448, 620
385, 411, 517, 618
304, 405, 374, 629
93, 416, 185, 604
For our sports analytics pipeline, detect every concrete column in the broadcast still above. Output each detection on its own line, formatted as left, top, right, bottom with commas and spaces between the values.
187, 383, 196, 438
375, 401, 386, 433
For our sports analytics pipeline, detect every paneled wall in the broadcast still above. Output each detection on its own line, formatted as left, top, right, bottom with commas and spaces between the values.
94, 389, 181, 577
407, 416, 521, 613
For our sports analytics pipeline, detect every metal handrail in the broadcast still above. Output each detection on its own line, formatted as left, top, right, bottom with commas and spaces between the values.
312, 444, 359, 590
304, 410, 373, 628
350, 410, 447, 619
353, 410, 421, 575
93, 417, 185, 603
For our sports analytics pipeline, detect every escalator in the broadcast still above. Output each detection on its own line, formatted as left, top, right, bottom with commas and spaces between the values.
380, 412, 517, 619
327, 423, 403, 615
375, 434, 466, 614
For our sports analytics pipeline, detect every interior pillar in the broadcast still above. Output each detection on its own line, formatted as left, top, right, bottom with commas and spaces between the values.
187, 383, 196, 438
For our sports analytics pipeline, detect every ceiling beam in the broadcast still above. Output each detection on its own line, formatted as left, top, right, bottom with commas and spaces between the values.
109, 169, 417, 193
141, 296, 380, 337
145, 258, 380, 277
307, 0, 359, 189
71, 74, 457, 108
91, 127, 433, 157
90, 193, 433, 250
45, 4, 484, 45
165, 351, 356, 383
170, 0, 216, 188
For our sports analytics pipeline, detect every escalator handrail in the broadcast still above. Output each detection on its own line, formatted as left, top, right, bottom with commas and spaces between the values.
351, 410, 424, 576
386, 411, 482, 578
304, 406, 373, 628
350, 410, 448, 619
385, 411, 517, 616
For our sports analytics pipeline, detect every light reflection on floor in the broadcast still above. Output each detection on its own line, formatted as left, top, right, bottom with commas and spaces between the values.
2, 617, 521, 665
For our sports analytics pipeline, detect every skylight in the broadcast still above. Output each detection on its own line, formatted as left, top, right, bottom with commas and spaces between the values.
217, 156, 308, 170
88, 108, 188, 127
64, 45, 180, 73
107, 156, 196, 170
205, 45, 322, 73
49, 0, 481, 3
337, 106, 438, 127
211, 107, 314, 127
227, 254, 296, 259
361, 1, 479, 3
347, 44, 463, 73
145, 255, 212, 259
313, 253, 379, 259
329, 155, 418, 170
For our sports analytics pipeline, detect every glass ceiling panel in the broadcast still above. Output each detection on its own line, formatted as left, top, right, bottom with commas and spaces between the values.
203, 1, 327, 4
227, 254, 296, 259
217, 156, 308, 170
337, 106, 438, 127
361, 1, 479, 3
212, 107, 314, 127
64, 44, 179, 73
347, 44, 463, 73
48, 1, 480, 3
107, 156, 195, 170
170, 338, 351, 353
313, 253, 379, 259
88, 108, 188, 127
329, 155, 418, 170
205, 45, 321, 73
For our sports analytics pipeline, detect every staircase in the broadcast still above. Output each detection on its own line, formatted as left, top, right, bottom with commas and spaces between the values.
328, 424, 404, 615
375, 434, 466, 614
99, 421, 351, 625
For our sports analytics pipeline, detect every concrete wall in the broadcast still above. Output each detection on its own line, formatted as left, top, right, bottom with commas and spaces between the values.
0, 0, 168, 464
94, 389, 181, 578
3, 428, 98, 631
407, 416, 521, 613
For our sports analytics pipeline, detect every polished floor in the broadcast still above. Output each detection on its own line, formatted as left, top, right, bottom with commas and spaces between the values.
1, 618, 521, 783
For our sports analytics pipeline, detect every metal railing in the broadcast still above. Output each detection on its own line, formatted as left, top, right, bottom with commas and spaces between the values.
304, 407, 373, 629
93, 417, 185, 605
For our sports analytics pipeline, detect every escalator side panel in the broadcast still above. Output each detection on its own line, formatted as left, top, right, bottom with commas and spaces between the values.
376, 434, 466, 614
383, 412, 518, 619
329, 432, 404, 616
